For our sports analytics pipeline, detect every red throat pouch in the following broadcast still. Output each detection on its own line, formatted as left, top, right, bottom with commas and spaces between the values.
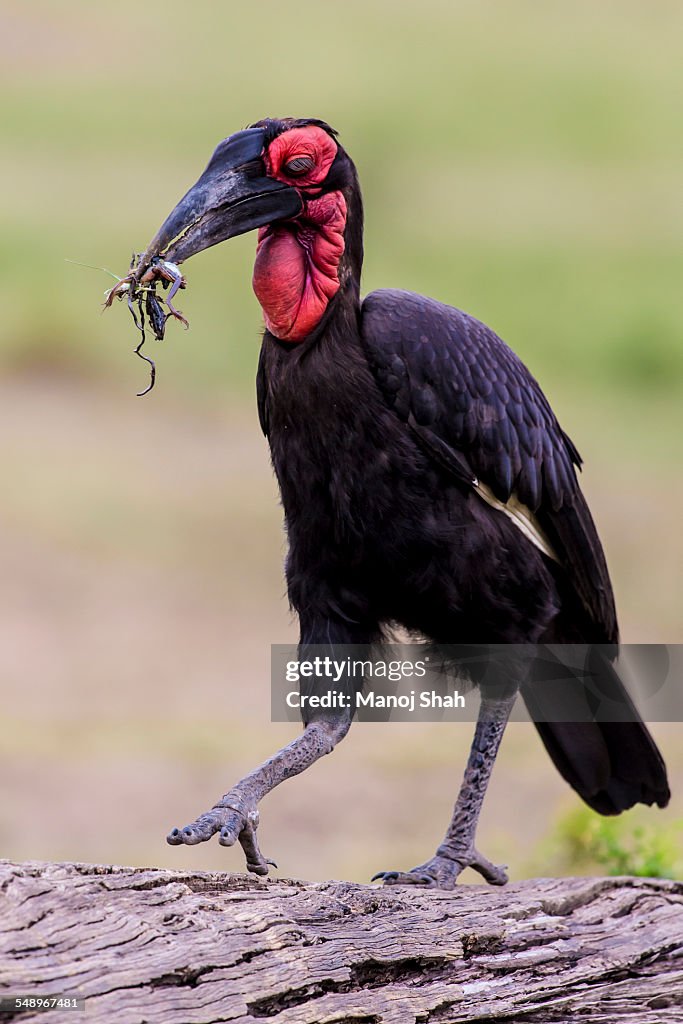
252, 191, 347, 342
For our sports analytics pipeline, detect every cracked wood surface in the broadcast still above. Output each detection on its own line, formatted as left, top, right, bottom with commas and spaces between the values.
1, 861, 682, 1023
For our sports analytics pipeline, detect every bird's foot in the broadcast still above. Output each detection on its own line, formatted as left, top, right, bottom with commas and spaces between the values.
167, 791, 277, 877
372, 846, 508, 890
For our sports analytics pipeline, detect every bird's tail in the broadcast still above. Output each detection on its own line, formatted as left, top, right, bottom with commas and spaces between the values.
521, 647, 670, 815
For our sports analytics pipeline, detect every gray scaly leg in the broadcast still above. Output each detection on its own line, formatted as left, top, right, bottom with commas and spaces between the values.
373, 694, 516, 889
167, 716, 352, 874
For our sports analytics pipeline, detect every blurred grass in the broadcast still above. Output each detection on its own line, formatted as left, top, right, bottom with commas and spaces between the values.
0, 0, 681, 880
1, 1, 683, 421
536, 805, 683, 879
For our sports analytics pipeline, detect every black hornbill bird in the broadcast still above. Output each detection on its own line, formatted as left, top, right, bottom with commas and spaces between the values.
134, 117, 669, 888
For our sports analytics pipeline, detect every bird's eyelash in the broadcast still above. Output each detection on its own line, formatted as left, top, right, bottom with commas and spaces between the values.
283, 155, 316, 176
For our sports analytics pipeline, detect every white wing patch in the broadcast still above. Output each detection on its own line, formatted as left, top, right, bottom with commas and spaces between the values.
473, 480, 560, 563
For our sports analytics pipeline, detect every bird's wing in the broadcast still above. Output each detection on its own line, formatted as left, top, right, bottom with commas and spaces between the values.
360, 288, 617, 643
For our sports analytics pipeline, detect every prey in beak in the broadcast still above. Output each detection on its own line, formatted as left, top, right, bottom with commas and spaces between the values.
103, 254, 189, 396
104, 125, 303, 393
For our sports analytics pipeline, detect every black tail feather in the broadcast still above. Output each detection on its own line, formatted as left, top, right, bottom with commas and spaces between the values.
522, 648, 670, 815
532, 719, 670, 814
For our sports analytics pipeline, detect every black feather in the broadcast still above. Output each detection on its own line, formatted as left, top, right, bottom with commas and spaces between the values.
524, 649, 670, 813
361, 288, 617, 643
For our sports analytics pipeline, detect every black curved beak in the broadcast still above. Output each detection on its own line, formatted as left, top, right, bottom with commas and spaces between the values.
135, 127, 302, 279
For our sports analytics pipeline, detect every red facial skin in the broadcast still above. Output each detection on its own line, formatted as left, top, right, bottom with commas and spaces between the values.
264, 126, 337, 188
252, 127, 347, 343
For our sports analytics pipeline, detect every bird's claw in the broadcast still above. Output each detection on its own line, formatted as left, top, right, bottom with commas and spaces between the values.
372, 849, 508, 890
372, 870, 439, 887
167, 798, 276, 877
218, 806, 275, 876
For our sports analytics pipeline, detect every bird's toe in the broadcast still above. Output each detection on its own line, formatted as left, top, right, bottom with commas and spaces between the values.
371, 869, 438, 887
166, 810, 226, 847
217, 809, 246, 847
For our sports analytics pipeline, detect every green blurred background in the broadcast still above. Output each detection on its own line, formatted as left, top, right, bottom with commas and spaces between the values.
1, 0, 681, 883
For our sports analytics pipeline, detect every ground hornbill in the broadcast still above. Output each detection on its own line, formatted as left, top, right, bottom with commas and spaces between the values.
130, 117, 669, 888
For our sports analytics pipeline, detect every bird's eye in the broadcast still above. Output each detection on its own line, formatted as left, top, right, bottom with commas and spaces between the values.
282, 155, 315, 177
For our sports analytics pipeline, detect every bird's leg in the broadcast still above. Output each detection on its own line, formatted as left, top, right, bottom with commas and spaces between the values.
167, 612, 374, 876
167, 716, 353, 874
373, 693, 516, 889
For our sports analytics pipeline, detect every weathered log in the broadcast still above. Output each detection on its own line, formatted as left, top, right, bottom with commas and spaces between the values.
1, 860, 682, 1023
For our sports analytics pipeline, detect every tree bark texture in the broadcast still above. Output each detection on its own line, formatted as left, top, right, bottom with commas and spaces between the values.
1, 860, 682, 1023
